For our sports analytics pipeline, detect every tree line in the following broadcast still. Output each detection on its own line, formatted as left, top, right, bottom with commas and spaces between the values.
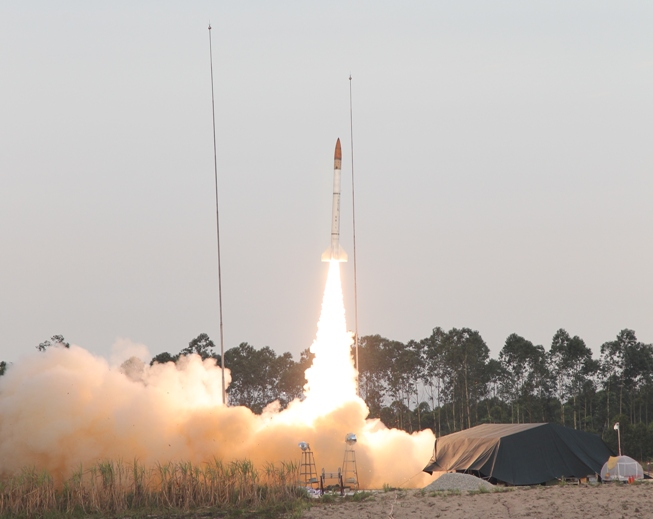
6, 327, 653, 459
149, 333, 315, 413
357, 327, 653, 461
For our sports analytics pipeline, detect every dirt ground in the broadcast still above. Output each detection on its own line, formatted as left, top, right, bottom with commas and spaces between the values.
301, 482, 653, 519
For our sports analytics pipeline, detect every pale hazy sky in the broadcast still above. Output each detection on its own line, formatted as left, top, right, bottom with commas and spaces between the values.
1, 1, 652, 364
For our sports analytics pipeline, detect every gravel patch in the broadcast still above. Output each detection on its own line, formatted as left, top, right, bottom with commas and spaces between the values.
423, 472, 495, 492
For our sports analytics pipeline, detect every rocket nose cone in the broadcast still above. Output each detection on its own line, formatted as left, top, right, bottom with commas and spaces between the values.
334, 138, 342, 161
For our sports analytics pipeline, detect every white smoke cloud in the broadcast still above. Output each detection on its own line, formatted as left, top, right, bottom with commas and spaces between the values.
0, 342, 433, 488
0, 263, 435, 488
110, 337, 150, 368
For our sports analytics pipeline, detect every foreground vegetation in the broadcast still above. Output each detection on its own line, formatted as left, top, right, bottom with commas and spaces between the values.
0, 459, 309, 518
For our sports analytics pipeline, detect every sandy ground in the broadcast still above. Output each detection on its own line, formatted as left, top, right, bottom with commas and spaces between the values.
301, 482, 653, 519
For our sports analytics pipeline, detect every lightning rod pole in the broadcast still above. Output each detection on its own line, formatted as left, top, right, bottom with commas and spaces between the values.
208, 23, 227, 405
349, 75, 360, 395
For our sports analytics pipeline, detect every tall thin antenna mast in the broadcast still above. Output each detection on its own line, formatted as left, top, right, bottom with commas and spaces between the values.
349, 74, 360, 395
209, 23, 226, 405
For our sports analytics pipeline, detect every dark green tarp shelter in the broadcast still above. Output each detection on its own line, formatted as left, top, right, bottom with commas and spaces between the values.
423, 423, 614, 485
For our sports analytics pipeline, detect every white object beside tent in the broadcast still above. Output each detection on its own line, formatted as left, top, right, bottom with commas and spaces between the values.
600, 455, 643, 482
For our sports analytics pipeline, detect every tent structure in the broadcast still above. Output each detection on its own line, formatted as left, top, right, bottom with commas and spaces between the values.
600, 456, 643, 482
423, 423, 614, 486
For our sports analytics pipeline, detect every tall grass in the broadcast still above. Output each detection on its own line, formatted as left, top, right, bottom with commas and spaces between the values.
0, 458, 305, 517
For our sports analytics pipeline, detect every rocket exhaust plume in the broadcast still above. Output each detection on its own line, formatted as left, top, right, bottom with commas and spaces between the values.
0, 143, 434, 489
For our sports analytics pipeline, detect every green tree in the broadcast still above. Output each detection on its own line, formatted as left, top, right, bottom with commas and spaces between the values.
150, 352, 179, 366
37, 335, 70, 351
180, 333, 218, 360
421, 327, 447, 436
384, 339, 423, 432
549, 329, 596, 429
621, 337, 653, 427
499, 333, 547, 424
481, 358, 510, 423
439, 328, 489, 431
600, 329, 636, 427
271, 351, 299, 407
225, 343, 301, 413
357, 335, 393, 418
277, 348, 314, 405
0, 361, 6, 376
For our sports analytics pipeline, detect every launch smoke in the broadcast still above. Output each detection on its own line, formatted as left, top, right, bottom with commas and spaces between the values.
0, 263, 434, 488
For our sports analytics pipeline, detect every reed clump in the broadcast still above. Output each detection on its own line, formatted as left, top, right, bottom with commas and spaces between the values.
0, 458, 306, 518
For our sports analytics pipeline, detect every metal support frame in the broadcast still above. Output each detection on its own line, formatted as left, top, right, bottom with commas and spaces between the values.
342, 446, 359, 490
299, 449, 319, 489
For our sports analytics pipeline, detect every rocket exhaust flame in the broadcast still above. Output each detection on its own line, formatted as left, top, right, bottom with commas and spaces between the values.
303, 260, 357, 416
0, 143, 435, 489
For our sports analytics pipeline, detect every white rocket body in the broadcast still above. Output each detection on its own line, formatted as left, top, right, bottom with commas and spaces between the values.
322, 138, 348, 262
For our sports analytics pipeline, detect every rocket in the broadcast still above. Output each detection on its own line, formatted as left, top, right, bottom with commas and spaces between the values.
322, 138, 348, 262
